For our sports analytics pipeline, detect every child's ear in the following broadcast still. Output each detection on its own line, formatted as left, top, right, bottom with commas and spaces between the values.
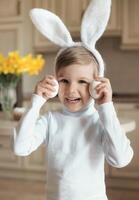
30, 8, 74, 47
81, 0, 111, 48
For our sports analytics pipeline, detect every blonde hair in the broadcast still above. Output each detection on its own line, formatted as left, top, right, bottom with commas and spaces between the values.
55, 46, 99, 77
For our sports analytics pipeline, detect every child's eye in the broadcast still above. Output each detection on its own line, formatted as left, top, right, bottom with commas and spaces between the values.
79, 80, 88, 84
59, 79, 69, 84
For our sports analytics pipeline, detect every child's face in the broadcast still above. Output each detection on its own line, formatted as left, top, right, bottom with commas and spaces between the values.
57, 63, 96, 112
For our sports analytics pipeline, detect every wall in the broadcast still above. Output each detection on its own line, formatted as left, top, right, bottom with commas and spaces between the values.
97, 37, 139, 94
23, 37, 139, 97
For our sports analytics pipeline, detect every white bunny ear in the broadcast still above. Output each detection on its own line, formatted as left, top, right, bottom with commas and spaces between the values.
30, 8, 74, 47
81, 0, 111, 48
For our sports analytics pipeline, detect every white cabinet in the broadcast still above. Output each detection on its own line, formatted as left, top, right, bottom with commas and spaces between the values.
1, 0, 139, 54
0, 119, 24, 179
105, 0, 122, 36
32, 0, 122, 52
121, 0, 139, 50
0, 120, 22, 169
32, 0, 139, 51
0, 0, 23, 54
0, 23, 23, 55
0, 117, 46, 181
0, 0, 33, 55
0, 0, 22, 21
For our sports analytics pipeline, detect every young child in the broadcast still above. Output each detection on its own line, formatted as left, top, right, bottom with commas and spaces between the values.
14, 46, 133, 200
14, 0, 133, 199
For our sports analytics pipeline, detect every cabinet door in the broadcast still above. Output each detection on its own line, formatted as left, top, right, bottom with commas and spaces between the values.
33, 0, 124, 52
107, 103, 139, 187
0, 128, 22, 170
0, 132, 25, 179
0, 119, 21, 168
0, 117, 46, 180
0, 23, 24, 105
106, 0, 122, 36
121, 0, 139, 50
0, 23, 23, 55
0, 0, 23, 22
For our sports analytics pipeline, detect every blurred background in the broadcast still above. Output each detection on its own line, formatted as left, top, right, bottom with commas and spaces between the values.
0, 0, 139, 200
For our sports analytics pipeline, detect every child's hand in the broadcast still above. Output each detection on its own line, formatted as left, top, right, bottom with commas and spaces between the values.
35, 75, 59, 100
94, 77, 112, 105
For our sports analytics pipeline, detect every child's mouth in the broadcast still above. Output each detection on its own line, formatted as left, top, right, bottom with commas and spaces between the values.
65, 97, 81, 103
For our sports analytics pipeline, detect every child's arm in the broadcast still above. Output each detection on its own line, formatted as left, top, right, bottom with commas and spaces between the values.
14, 94, 47, 156
14, 75, 58, 156
96, 77, 133, 167
98, 102, 133, 168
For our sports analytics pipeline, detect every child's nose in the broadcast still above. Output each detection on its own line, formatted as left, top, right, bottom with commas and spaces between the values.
68, 82, 78, 93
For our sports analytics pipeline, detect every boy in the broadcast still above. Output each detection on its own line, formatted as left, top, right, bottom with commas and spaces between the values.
14, 46, 133, 200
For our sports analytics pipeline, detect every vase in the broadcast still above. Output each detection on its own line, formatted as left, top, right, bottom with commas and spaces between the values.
0, 84, 17, 120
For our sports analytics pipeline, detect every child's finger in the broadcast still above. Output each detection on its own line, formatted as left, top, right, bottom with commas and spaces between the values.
43, 87, 58, 98
35, 85, 47, 97
96, 84, 109, 96
43, 75, 58, 86
95, 77, 111, 87
96, 83, 107, 90
96, 81, 111, 91
95, 77, 110, 83
35, 75, 59, 99
39, 81, 55, 91
96, 85, 105, 94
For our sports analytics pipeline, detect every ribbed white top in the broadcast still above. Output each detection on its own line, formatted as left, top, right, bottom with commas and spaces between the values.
14, 94, 133, 200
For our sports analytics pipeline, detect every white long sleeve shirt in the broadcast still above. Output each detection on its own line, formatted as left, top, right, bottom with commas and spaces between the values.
14, 94, 133, 200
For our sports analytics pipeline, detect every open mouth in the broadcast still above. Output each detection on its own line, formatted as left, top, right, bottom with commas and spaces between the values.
65, 97, 81, 103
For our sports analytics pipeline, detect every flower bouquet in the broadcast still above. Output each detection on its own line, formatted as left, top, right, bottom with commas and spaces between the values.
0, 51, 44, 119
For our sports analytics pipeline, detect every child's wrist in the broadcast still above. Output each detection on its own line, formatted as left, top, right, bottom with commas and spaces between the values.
31, 94, 47, 109
97, 99, 112, 106
97, 101, 113, 108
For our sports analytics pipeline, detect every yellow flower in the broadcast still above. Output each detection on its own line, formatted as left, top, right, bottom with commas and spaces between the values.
0, 51, 45, 75
0, 54, 5, 73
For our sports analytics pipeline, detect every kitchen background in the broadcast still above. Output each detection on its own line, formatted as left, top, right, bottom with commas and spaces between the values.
0, 0, 139, 200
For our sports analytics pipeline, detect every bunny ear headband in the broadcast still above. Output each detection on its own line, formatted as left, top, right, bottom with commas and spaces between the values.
30, 0, 111, 77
